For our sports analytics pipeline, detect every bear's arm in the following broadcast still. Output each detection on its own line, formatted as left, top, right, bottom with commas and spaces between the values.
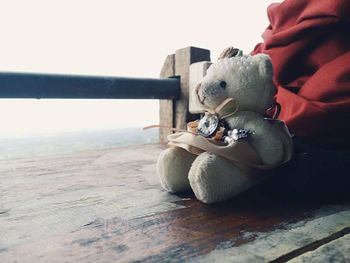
226, 111, 284, 165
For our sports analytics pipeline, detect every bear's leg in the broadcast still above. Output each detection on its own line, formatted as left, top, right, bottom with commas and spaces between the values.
189, 152, 257, 204
157, 147, 197, 193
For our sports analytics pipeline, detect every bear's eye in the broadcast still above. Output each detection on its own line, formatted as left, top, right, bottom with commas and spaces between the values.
220, 81, 227, 89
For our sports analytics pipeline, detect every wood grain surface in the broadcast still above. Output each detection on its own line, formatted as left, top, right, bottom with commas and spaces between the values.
1, 144, 349, 262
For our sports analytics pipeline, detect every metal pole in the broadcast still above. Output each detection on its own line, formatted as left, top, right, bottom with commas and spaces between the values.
0, 72, 180, 100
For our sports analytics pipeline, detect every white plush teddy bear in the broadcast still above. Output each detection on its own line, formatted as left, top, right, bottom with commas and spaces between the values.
157, 47, 293, 204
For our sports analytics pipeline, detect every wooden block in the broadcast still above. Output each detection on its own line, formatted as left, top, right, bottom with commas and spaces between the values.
189, 61, 212, 114
159, 54, 175, 142
174, 47, 210, 129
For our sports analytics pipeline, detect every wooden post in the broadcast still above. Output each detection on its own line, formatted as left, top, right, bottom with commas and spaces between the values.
159, 47, 210, 142
174, 47, 210, 129
159, 54, 176, 142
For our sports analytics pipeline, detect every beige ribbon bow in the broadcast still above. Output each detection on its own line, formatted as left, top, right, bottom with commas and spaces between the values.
144, 97, 239, 140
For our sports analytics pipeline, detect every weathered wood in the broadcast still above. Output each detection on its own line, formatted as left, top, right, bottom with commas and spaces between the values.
174, 47, 210, 129
1, 144, 349, 262
159, 54, 176, 142
159, 47, 210, 141
193, 209, 350, 263
289, 234, 350, 263
0, 73, 180, 99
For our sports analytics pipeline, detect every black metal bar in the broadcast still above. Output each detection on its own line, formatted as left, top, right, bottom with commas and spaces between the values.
0, 72, 180, 99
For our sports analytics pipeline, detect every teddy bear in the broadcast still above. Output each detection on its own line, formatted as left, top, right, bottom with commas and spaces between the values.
157, 47, 293, 204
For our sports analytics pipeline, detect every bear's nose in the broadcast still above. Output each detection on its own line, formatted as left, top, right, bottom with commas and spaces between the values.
201, 83, 218, 97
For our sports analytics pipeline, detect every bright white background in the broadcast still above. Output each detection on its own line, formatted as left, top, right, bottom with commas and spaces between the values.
0, 0, 278, 137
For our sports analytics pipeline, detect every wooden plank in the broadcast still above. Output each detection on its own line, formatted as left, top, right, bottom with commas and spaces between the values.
0, 72, 180, 99
289, 234, 350, 263
159, 54, 175, 142
192, 209, 350, 263
0, 144, 349, 262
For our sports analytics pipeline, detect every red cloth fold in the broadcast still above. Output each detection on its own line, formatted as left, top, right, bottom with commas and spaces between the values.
252, 0, 350, 149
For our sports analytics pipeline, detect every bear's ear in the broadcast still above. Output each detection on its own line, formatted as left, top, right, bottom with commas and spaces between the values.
218, 47, 239, 60
254, 54, 273, 78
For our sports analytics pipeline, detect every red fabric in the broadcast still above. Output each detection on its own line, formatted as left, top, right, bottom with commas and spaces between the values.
252, 0, 350, 148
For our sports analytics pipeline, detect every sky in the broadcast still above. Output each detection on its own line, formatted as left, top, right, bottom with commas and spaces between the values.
0, 0, 279, 137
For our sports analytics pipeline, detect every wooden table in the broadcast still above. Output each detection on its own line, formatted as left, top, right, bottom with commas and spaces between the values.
1, 144, 349, 262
